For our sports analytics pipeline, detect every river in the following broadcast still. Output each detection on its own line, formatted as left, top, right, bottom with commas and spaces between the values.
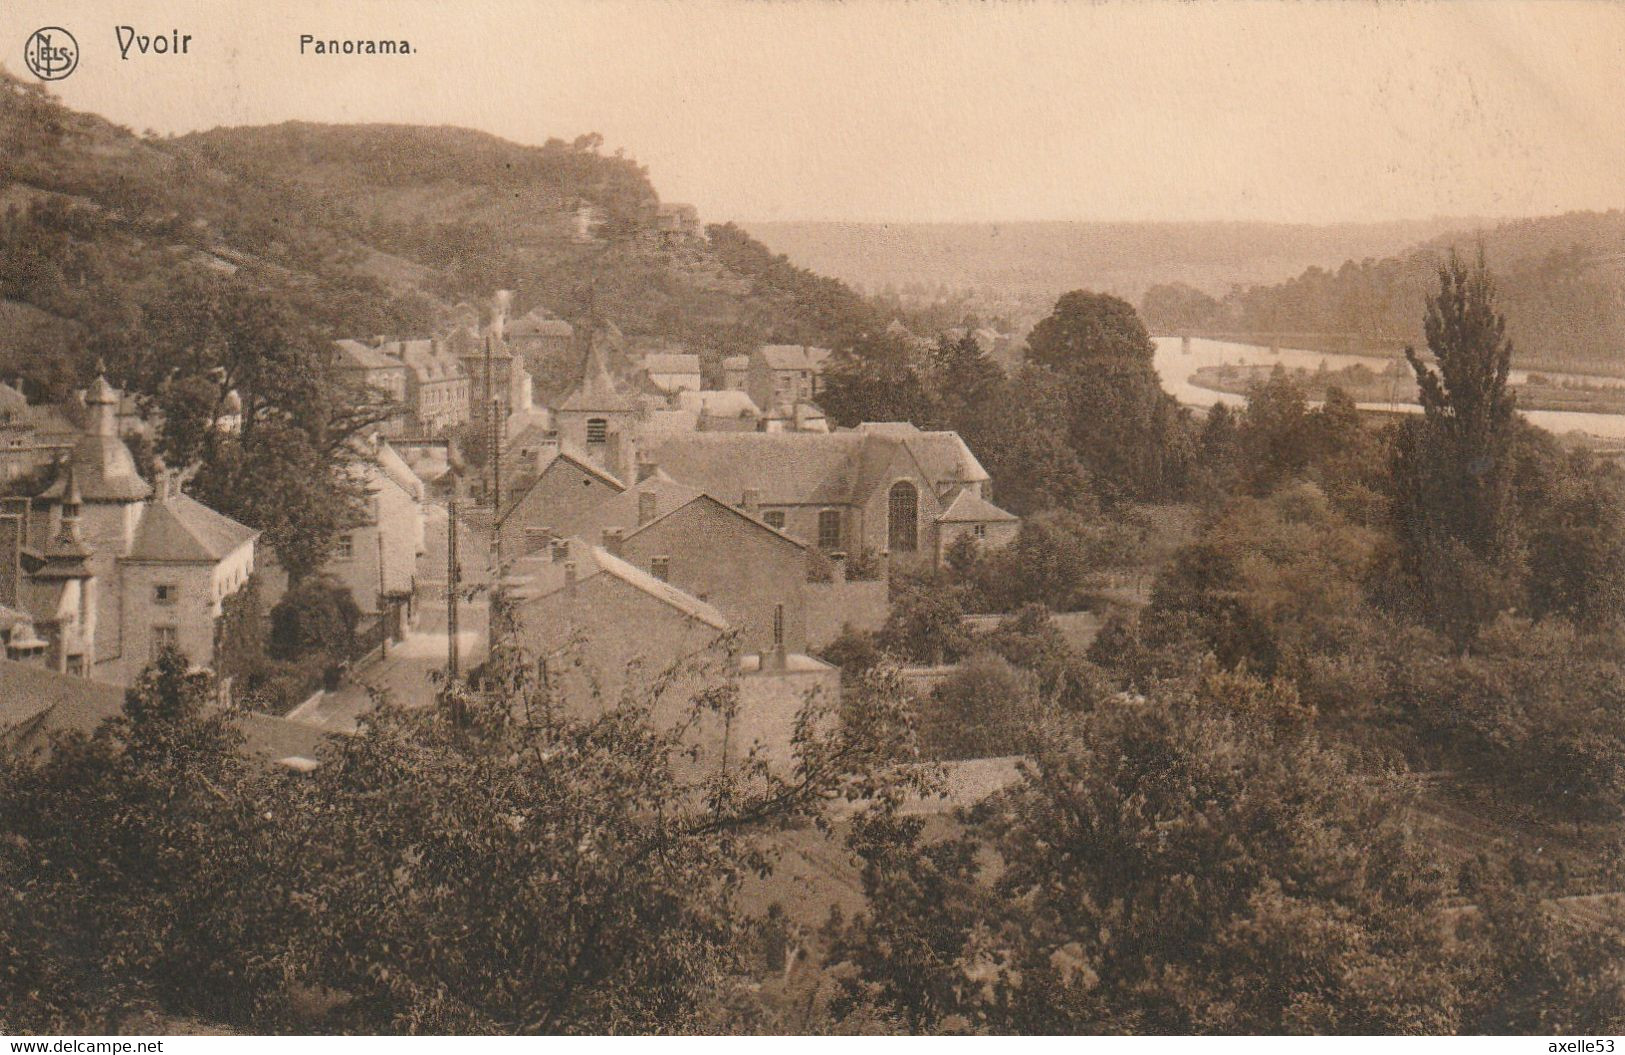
1152, 336, 1625, 442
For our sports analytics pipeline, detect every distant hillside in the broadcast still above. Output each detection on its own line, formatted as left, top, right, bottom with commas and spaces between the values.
1141, 211, 1625, 375
741, 219, 1482, 304
0, 73, 877, 400
175, 123, 878, 358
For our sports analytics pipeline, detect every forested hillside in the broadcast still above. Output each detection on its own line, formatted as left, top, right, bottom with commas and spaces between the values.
1142, 211, 1625, 374
0, 73, 876, 401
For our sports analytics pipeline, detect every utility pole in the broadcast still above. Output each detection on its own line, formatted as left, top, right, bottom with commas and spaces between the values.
376, 529, 388, 658
446, 496, 460, 679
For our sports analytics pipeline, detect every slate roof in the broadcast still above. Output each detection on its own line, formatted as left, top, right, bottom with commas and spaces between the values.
511, 540, 728, 631
758, 344, 816, 370
855, 422, 991, 488
0, 659, 332, 767
497, 446, 627, 528
333, 340, 408, 372
642, 432, 886, 506
40, 434, 153, 502
557, 344, 638, 413
677, 390, 761, 418
394, 339, 466, 383
370, 441, 425, 502
126, 494, 259, 563
937, 488, 1019, 523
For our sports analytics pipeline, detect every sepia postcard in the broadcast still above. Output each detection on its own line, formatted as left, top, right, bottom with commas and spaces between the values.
0, 0, 1622, 1044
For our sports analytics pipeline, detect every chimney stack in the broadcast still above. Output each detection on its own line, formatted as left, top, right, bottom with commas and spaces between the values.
635, 458, 657, 483
564, 560, 578, 598
741, 487, 761, 517
638, 491, 658, 527
602, 527, 624, 556
763, 602, 787, 671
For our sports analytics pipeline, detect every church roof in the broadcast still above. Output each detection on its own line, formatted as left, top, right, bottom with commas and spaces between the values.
641, 432, 888, 507
126, 494, 258, 563
557, 343, 638, 413
855, 422, 991, 487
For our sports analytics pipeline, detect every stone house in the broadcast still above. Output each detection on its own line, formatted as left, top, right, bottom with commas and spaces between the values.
259, 437, 426, 626
332, 340, 411, 436
935, 488, 1021, 561
495, 443, 627, 560
744, 344, 832, 414
19, 374, 258, 687
391, 339, 471, 436
505, 538, 838, 768
639, 353, 703, 395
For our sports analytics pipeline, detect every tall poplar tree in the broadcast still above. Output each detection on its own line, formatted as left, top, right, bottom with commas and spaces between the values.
1392, 249, 1521, 645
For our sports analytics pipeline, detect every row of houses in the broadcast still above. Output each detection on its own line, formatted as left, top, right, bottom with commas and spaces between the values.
1, 371, 430, 688
479, 344, 1023, 763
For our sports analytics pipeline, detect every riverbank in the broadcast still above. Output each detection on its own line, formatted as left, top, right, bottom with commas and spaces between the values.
1189, 361, 1625, 416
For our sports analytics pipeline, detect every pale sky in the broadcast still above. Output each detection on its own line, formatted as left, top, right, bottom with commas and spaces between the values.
5, 0, 1624, 225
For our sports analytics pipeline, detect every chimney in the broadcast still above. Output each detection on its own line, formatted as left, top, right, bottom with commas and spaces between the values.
635, 458, 657, 483
764, 603, 788, 671
602, 527, 624, 556
830, 550, 847, 585
564, 560, 578, 599
637, 491, 658, 527
0, 514, 22, 608
741, 487, 761, 517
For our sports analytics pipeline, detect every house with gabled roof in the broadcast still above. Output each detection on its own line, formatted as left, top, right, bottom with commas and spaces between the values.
503, 538, 840, 767
936, 488, 1021, 561
332, 339, 411, 435
18, 372, 259, 687
639, 353, 702, 395
578, 473, 817, 654
259, 436, 427, 631
639, 422, 1017, 568
495, 442, 627, 559
0, 658, 330, 772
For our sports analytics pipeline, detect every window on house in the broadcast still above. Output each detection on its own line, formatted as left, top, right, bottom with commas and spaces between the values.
763, 510, 786, 530
153, 582, 177, 606
586, 418, 608, 444
973, 524, 987, 540
151, 625, 178, 662
333, 534, 355, 561
817, 509, 842, 550
888, 481, 918, 552
650, 556, 670, 582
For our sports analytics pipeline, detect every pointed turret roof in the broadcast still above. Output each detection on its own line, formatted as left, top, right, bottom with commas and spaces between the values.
557, 343, 637, 413
41, 373, 151, 504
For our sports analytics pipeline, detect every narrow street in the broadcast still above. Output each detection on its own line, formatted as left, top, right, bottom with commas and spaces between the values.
287, 500, 491, 733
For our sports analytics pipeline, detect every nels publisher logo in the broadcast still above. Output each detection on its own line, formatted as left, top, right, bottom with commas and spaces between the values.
24, 27, 79, 80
